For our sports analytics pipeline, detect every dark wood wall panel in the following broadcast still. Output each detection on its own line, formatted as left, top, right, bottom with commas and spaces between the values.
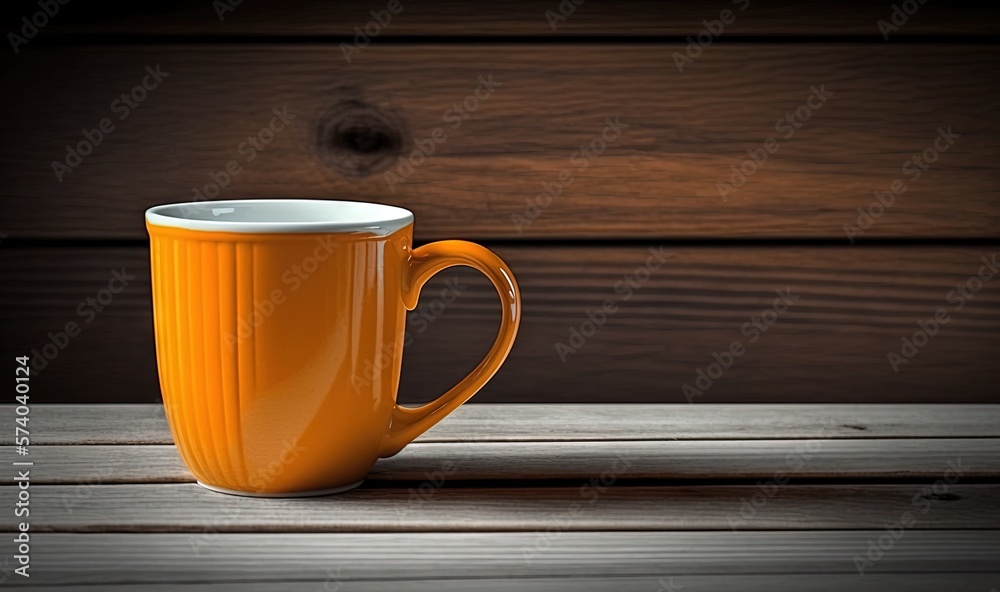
2, 246, 997, 404
1, 1, 996, 405
32, 0, 1000, 36
1, 45, 997, 240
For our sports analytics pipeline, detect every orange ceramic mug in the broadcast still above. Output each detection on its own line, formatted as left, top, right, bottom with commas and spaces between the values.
145, 199, 520, 497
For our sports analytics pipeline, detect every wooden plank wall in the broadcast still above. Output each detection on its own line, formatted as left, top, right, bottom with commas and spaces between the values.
0, 1, 998, 403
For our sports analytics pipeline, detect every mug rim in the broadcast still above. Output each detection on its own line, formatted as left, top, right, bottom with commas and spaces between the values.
145, 199, 414, 235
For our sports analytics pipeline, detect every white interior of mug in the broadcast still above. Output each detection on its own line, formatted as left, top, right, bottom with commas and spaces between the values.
145, 199, 414, 234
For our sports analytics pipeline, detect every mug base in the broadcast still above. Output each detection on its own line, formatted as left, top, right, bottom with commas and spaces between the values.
196, 480, 364, 498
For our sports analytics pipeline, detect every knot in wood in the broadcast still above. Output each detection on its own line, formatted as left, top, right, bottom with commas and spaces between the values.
315, 100, 407, 178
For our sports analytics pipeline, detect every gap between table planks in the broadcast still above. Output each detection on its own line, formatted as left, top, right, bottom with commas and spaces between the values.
0, 404, 997, 533
3, 404, 1000, 445
2, 404, 997, 589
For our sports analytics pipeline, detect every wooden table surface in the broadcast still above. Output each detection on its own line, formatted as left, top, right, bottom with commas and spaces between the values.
2, 404, 999, 590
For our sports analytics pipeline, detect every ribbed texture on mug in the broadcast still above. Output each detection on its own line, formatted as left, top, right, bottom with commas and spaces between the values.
151, 235, 251, 490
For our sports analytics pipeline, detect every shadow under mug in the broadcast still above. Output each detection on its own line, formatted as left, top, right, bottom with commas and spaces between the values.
145, 199, 520, 497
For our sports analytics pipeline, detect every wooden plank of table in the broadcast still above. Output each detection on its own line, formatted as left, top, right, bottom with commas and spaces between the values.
2, 45, 997, 239
12, 531, 1000, 587
14, 574, 1000, 592
13, 439, 998, 484
3, 404, 998, 445
40, 0, 1000, 36
3, 246, 999, 404
9, 483, 997, 532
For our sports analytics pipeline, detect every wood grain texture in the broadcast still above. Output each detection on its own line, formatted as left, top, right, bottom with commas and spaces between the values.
13, 574, 1000, 592
5, 404, 998, 445
14, 439, 998, 483
7, 483, 998, 532
2, 246, 999, 403
13, 531, 999, 586
32, 0, 1000, 36
1, 45, 998, 239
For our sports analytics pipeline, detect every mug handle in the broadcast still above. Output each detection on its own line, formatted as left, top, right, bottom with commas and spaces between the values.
378, 240, 521, 458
